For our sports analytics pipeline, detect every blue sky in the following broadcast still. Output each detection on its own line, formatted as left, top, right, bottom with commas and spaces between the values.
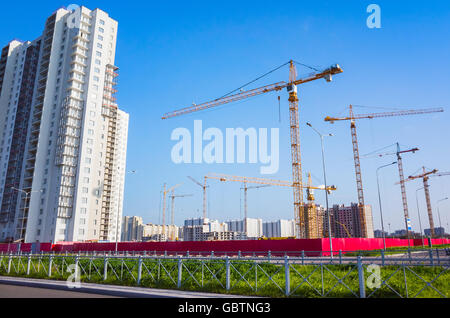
1, 1, 449, 234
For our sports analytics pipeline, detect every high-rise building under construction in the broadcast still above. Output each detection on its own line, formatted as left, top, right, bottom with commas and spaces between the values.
0, 6, 129, 244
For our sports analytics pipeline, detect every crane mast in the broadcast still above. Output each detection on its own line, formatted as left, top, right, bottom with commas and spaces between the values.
422, 169, 434, 237
349, 105, 367, 237
288, 61, 304, 238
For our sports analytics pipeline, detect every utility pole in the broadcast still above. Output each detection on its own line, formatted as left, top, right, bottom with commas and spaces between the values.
376, 162, 397, 250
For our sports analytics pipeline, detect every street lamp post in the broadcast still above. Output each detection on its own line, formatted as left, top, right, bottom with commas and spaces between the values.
376, 162, 397, 250
436, 198, 448, 238
306, 123, 333, 258
115, 170, 136, 254
415, 187, 424, 245
11, 187, 43, 243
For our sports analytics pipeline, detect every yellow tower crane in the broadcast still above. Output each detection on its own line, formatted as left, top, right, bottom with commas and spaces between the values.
205, 173, 337, 238
161, 183, 182, 238
324, 106, 444, 237
163, 61, 343, 238
397, 168, 450, 238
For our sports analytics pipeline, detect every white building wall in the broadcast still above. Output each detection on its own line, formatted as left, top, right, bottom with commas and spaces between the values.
226, 218, 263, 238
263, 220, 296, 238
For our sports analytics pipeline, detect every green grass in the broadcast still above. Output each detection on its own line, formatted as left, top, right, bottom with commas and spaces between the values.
344, 244, 450, 257
0, 255, 448, 298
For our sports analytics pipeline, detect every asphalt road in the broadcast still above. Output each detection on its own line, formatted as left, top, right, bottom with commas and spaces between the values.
0, 276, 252, 298
0, 283, 119, 298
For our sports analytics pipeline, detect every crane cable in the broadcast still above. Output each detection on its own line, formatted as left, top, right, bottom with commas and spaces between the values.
218, 61, 291, 99
219, 60, 319, 99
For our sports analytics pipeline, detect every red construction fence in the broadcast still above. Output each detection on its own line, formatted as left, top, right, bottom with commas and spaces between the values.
1, 238, 449, 256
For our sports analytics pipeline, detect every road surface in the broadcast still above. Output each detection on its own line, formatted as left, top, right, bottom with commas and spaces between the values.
0, 276, 253, 298
0, 283, 119, 298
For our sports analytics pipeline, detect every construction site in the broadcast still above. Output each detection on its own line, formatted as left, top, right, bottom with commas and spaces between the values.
0, 58, 448, 256
151, 60, 448, 247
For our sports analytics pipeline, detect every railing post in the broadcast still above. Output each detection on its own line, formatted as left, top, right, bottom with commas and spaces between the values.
75, 254, 79, 281
103, 257, 108, 281
268, 250, 271, 260
436, 248, 440, 265
284, 255, 290, 296
225, 256, 231, 291
26, 254, 32, 276
186, 251, 190, 258
177, 256, 183, 288
381, 249, 385, 266
7, 254, 12, 274
48, 254, 53, 277
238, 251, 241, 259
429, 249, 434, 266
357, 256, 366, 298
301, 251, 305, 265
339, 250, 342, 265
137, 256, 143, 286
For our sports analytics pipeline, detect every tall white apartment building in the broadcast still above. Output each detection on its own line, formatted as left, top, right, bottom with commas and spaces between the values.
0, 6, 129, 244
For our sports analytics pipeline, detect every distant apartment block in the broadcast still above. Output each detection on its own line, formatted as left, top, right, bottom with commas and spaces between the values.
0, 6, 129, 244
143, 223, 180, 242
183, 218, 244, 242
262, 219, 296, 238
121, 216, 144, 242
302, 204, 327, 239
425, 227, 446, 237
226, 218, 263, 239
325, 204, 374, 238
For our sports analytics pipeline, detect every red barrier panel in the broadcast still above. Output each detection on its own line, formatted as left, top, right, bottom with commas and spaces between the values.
2, 238, 449, 255
0, 243, 17, 253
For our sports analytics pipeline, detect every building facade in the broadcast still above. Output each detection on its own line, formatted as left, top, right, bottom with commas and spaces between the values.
226, 218, 263, 239
0, 6, 129, 244
326, 204, 374, 239
262, 219, 296, 238
143, 223, 180, 242
121, 216, 144, 242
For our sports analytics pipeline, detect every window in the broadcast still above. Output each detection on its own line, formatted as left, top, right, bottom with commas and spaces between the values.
97, 43, 102, 49
93, 76, 99, 82
80, 208, 87, 214
96, 51, 102, 57
82, 188, 88, 194
99, 19, 105, 25
99, 27, 104, 33
98, 35, 104, 41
